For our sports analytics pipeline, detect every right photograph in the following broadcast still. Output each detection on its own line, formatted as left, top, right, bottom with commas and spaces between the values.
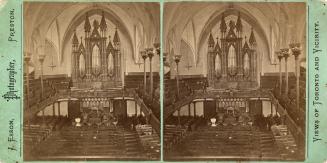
163, 2, 306, 161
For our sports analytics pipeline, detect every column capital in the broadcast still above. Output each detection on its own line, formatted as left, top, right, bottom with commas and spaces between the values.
38, 54, 46, 64
141, 50, 148, 60
153, 43, 160, 56
275, 50, 283, 61
24, 52, 31, 62
146, 48, 154, 59
163, 52, 168, 63
174, 54, 182, 64
289, 43, 301, 59
280, 48, 290, 59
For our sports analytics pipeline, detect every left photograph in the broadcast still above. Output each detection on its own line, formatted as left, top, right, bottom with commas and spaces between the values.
23, 2, 160, 161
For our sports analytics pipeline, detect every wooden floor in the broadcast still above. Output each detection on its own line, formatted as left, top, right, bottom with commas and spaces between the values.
24, 125, 158, 161
164, 125, 286, 161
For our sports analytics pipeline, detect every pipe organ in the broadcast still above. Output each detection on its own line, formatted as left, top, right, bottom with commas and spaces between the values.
71, 12, 122, 89
207, 12, 258, 89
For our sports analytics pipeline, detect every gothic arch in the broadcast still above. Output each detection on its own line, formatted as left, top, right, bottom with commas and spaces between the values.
197, 8, 270, 64
61, 7, 133, 64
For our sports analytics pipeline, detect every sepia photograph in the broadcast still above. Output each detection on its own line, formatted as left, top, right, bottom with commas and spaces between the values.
163, 2, 306, 161
23, 2, 160, 161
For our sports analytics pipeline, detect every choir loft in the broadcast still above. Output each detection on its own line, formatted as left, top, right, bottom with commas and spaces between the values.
23, 2, 160, 161
163, 2, 306, 161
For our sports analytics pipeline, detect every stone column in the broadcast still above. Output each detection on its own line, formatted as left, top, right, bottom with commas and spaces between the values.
147, 48, 154, 98
281, 48, 290, 95
276, 51, 284, 95
38, 54, 46, 99
290, 43, 301, 110
141, 50, 148, 94
163, 52, 168, 79
174, 55, 182, 99
24, 53, 31, 109
154, 42, 160, 62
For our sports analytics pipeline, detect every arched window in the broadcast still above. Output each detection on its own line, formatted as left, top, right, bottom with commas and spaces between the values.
215, 54, 221, 77
244, 53, 250, 77
108, 52, 114, 76
228, 45, 237, 75
79, 53, 85, 77
92, 45, 100, 75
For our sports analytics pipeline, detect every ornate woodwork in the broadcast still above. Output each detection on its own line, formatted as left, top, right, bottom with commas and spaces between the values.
207, 12, 258, 89
72, 12, 122, 89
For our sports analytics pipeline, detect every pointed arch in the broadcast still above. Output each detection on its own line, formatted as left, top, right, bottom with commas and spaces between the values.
215, 54, 221, 77
92, 45, 100, 75
79, 53, 85, 77
227, 45, 236, 72
108, 52, 114, 76
243, 53, 250, 76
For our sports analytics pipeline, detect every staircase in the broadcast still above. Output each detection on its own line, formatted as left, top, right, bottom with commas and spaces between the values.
133, 91, 160, 133
123, 129, 144, 156
256, 131, 281, 158
135, 125, 160, 159
271, 125, 300, 160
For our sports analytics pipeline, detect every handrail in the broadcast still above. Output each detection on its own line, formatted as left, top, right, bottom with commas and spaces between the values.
269, 91, 305, 147
133, 91, 160, 134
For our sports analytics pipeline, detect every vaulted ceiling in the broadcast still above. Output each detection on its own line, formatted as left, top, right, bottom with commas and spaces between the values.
164, 2, 306, 67
24, 2, 160, 65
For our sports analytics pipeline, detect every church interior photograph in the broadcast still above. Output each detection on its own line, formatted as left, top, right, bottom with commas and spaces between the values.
163, 2, 306, 161
23, 2, 160, 161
